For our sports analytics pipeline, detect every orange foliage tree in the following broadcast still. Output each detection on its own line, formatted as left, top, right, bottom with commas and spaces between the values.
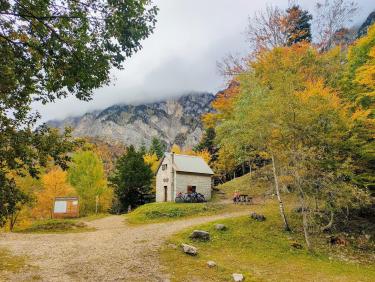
33, 167, 76, 219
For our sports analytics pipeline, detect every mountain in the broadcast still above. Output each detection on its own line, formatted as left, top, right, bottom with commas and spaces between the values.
47, 92, 215, 149
357, 11, 375, 38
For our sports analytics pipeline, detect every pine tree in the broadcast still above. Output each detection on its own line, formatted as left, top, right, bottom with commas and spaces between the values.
110, 146, 153, 212
285, 5, 312, 46
149, 137, 166, 159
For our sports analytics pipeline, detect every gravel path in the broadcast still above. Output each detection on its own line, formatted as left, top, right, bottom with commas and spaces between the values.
0, 211, 249, 281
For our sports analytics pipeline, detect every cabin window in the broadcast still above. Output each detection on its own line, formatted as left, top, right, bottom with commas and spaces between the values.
162, 164, 167, 171
187, 185, 196, 194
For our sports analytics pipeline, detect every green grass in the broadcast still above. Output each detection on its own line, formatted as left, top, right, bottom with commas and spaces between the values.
0, 248, 26, 273
14, 219, 95, 234
126, 202, 229, 224
161, 200, 375, 281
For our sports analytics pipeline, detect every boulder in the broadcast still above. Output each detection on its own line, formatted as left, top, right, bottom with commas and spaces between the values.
215, 224, 227, 231
290, 242, 303, 249
328, 235, 348, 246
181, 243, 198, 256
207, 260, 216, 268
232, 273, 244, 281
250, 212, 266, 222
190, 230, 210, 241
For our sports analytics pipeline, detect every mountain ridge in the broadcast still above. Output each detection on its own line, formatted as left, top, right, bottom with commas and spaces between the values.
47, 92, 215, 149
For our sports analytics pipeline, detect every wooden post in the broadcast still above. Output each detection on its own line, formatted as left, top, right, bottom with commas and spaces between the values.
95, 195, 99, 214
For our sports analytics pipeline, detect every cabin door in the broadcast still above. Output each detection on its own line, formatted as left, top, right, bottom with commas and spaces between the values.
164, 186, 168, 202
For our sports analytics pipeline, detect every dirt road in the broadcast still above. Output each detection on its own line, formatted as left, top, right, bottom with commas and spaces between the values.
0, 212, 248, 281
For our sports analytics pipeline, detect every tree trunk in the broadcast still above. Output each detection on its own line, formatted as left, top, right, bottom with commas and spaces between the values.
321, 210, 334, 232
271, 154, 291, 231
299, 192, 312, 250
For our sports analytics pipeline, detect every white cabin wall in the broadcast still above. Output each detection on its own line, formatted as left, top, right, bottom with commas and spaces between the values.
156, 156, 173, 202
175, 173, 212, 200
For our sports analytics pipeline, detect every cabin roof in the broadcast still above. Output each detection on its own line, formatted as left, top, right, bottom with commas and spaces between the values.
157, 153, 214, 175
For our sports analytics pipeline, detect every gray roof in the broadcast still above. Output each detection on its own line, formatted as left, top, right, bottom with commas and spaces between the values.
165, 153, 214, 175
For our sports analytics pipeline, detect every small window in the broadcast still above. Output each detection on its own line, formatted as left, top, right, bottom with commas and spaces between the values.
187, 185, 196, 194
162, 164, 167, 171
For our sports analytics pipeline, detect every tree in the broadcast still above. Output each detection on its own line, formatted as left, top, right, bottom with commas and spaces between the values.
170, 144, 182, 154
215, 43, 371, 249
110, 146, 153, 212
34, 167, 75, 219
246, 5, 289, 52
68, 151, 111, 215
149, 137, 166, 159
0, 172, 32, 230
246, 4, 312, 53
0, 0, 157, 219
313, 0, 358, 50
194, 127, 217, 156
285, 5, 312, 46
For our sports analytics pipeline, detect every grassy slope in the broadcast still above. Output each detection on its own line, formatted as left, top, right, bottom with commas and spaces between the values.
216, 168, 273, 200
161, 173, 375, 282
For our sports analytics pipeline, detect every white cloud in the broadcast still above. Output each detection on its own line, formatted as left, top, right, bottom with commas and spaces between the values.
32, 0, 374, 122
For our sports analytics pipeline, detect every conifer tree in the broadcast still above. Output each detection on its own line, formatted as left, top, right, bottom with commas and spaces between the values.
110, 146, 153, 212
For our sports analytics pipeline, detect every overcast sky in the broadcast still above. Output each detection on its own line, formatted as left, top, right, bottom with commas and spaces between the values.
33, 0, 374, 122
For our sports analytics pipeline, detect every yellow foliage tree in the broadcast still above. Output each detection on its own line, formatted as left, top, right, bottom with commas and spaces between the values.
33, 167, 76, 219
169, 145, 211, 164
143, 153, 160, 173
170, 144, 182, 154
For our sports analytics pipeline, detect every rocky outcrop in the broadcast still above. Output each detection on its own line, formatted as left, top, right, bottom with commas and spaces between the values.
47, 93, 214, 149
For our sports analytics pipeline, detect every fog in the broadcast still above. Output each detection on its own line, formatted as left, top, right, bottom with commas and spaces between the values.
32, 0, 374, 122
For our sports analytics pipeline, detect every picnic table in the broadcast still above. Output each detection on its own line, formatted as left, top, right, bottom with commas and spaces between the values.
233, 194, 253, 204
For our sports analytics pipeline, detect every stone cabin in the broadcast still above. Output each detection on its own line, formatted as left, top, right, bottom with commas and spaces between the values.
155, 153, 214, 202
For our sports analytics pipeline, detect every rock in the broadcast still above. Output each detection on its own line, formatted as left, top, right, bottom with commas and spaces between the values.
290, 242, 303, 249
181, 243, 198, 256
250, 212, 266, 222
190, 230, 210, 241
232, 273, 244, 281
215, 224, 227, 231
47, 93, 215, 149
328, 235, 348, 246
207, 260, 216, 268
74, 222, 87, 228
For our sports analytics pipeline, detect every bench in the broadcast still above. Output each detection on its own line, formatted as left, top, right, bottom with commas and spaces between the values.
233, 194, 253, 204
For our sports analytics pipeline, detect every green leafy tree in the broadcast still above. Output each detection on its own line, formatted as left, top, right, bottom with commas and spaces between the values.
149, 137, 166, 159
68, 151, 110, 215
110, 146, 153, 212
0, 0, 158, 219
0, 172, 32, 230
